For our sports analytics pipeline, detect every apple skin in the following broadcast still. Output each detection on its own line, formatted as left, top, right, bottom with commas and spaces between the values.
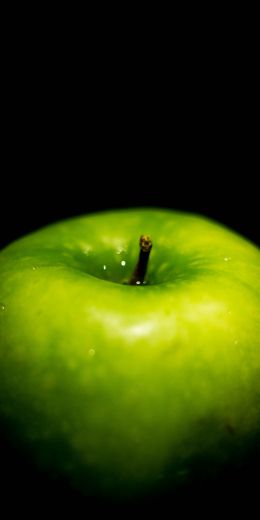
0, 208, 260, 501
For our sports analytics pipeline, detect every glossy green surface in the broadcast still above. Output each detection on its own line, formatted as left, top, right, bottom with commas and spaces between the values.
0, 208, 260, 500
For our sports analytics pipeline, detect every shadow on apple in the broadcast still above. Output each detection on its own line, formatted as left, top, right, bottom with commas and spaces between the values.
1, 422, 260, 511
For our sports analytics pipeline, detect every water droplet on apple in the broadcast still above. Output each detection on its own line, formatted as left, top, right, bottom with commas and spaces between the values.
103, 265, 107, 270
224, 257, 231, 262
89, 348, 95, 357
116, 248, 125, 255
83, 245, 92, 255
0, 303, 5, 311
32, 266, 36, 270
121, 260, 126, 266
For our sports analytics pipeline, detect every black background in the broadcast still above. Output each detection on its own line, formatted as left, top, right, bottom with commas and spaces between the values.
1, 15, 259, 514
1, 20, 259, 250
2, 168, 259, 251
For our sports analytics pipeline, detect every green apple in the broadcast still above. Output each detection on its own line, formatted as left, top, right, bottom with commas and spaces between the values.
0, 208, 260, 501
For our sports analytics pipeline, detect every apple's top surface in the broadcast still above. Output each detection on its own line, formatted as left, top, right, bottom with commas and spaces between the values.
1, 208, 259, 288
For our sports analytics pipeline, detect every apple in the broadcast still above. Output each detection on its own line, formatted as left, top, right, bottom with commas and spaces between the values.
0, 208, 260, 502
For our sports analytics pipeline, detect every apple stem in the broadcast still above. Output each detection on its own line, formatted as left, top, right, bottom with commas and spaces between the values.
129, 235, 152, 285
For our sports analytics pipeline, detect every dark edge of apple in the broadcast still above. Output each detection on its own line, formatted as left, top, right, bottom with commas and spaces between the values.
129, 235, 152, 285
